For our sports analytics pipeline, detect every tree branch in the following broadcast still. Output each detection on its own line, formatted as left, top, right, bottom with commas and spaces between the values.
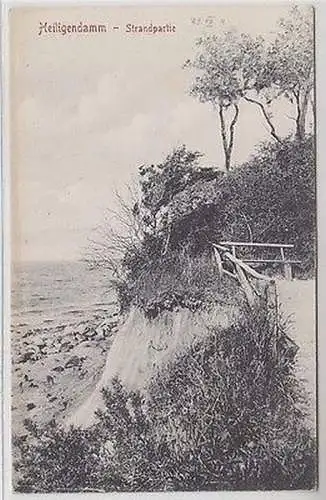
293, 90, 302, 140
228, 103, 240, 155
239, 210, 253, 242
161, 224, 172, 256
218, 103, 229, 157
244, 96, 282, 144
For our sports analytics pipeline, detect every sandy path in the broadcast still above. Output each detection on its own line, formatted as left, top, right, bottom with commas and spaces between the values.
276, 279, 316, 430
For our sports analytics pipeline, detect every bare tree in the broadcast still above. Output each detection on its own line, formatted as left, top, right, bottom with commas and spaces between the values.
84, 179, 143, 282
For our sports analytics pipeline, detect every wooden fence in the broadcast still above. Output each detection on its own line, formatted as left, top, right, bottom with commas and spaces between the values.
218, 241, 300, 280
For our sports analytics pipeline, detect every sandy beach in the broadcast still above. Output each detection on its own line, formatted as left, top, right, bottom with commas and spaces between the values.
11, 310, 119, 437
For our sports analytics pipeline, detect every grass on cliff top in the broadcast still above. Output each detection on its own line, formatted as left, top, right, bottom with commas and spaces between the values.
116, 249, 247, 318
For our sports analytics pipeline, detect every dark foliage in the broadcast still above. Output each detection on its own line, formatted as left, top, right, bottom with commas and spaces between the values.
116, 136, 315, 315
138, 145, 219, 223
230, 136, 315, 274
118, 246, 245, 319
13, 419, 104, 493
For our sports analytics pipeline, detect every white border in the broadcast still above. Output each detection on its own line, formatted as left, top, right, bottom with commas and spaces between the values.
1, 1, 325, 500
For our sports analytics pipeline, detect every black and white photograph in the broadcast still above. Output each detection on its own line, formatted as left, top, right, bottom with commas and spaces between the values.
8, 3, 317, 493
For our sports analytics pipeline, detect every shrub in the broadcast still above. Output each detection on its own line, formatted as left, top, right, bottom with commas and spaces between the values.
121, 248, 245, 318
13, 419, 105, 493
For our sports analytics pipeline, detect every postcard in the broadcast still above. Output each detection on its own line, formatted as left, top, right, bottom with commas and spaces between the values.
6, 2, 317, 494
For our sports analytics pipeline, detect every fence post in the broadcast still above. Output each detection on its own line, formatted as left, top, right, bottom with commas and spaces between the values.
284, 263, 292, 280
280, 246, 292, 280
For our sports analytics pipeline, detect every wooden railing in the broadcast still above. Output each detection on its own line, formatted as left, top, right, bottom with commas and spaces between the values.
212, 242, 274, 309
219, 241, 300, 280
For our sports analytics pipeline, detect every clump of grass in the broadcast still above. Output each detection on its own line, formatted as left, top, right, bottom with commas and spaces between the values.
13, 308, 316, 492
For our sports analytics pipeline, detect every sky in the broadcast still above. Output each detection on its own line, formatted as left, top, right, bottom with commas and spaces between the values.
10, 4, 312, 262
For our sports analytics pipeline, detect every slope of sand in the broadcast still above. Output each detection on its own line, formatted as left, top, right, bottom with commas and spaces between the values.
66, 302, 243, 428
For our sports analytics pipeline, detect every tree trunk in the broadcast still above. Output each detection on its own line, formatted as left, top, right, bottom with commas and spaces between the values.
294, 84, 312, 141
217, 102, 239, 172
218, 104, 230, 171
224, 150, 231, 172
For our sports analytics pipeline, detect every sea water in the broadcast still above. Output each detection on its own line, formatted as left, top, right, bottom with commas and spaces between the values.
11, 261, 117, 332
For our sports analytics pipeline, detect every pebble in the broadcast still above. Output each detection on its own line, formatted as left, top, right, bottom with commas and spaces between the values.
52, 365, 65, 373
65, 355, 82, 368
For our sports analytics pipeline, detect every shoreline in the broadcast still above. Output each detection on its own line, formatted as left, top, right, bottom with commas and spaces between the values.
11, 308, 120, 436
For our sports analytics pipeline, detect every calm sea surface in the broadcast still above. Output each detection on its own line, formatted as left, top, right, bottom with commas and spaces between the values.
11, 261, 117, 331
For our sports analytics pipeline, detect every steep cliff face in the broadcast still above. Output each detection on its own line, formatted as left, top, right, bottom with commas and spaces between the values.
66, 301, 242, 428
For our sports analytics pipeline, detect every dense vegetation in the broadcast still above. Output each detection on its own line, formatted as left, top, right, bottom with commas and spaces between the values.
86, 5, 315, 317
109, 136, 315, 317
